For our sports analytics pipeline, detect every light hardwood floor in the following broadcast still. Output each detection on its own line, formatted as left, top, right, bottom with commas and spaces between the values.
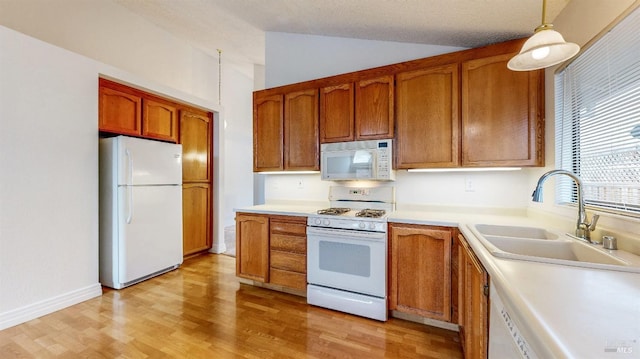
0, 254, 463, 358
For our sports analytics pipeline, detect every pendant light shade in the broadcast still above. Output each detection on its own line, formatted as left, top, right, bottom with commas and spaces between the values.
507, 0, 580, 71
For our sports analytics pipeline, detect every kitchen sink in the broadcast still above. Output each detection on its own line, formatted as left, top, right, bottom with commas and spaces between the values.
471, 224, 640, 272
474, 224, 558, 240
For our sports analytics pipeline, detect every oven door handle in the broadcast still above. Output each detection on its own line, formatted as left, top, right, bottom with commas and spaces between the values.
307, 226, 387, 242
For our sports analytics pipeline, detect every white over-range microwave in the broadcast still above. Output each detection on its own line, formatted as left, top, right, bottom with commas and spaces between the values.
321, 139, 395, 181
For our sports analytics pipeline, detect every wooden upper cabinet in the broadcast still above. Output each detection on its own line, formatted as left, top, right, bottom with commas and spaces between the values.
389, 224, 452, 322
180, 109, 211, 182
99, 84, 142, 136
461, 52, 544, 167
284, 89, 319, 170
143, 99, 178, 143
355, 75, 394, 140
320, 83, 355, 143
252, 38, 542, 170
396, 64, 460, 168
254, 93, 284, 172
99, 79, 180, 144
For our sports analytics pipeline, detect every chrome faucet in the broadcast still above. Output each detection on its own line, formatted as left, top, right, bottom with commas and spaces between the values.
532, 170, 599, 243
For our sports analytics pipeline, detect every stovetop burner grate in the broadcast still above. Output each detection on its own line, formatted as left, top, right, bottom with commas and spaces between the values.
355, 209, 386, 218
317, 207, 351, 215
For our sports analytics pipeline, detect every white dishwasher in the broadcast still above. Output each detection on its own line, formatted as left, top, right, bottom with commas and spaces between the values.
489, 283, 539, 359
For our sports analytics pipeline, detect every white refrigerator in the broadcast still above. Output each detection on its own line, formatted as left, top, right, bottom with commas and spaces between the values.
99, 135, 183, 289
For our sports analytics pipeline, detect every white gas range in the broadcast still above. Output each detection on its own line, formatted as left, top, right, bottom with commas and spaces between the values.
306, 186, 394, 321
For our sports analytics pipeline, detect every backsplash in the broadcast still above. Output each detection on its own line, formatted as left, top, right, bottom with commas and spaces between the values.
262, 169, 534, 208
393, 170, 533, 208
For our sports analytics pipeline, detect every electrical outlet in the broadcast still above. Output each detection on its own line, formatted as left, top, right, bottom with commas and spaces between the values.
465, 177, 475, 192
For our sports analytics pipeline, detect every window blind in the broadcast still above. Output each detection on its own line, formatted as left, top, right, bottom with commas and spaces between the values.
555, 5, 640, 215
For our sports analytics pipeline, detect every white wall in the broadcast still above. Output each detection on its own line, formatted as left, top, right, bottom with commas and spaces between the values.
265, 32, 467, 88
0, 26, 102, 329
0, 0, 257, 247
221, 62, 255, 226
0, 0, 256, 328
0, 0, 216, 100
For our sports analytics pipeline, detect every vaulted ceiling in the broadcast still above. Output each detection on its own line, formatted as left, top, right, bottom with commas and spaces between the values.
113, 0, 570, 65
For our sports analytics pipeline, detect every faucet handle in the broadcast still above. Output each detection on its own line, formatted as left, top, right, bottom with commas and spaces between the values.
588, 214, 600, 230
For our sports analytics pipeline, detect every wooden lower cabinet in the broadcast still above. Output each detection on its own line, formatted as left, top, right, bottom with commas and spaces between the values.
389, 223, 452, 321
458, 234, 489, 359
182, 183, 211, 256
269, 216, 307, 290
235, 213, 307, 291
236, 213, 270, 282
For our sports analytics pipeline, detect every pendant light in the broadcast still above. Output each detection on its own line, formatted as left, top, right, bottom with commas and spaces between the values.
507, 0, 579, 71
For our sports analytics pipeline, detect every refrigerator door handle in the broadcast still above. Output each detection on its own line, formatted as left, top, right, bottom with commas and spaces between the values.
125, 148, 133, 186
126, 187, 133, 224
125, 148, 133, 223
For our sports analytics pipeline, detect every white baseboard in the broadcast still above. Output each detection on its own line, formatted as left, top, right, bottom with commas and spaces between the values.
209, 242, 226, 254
0, 283, 102, 330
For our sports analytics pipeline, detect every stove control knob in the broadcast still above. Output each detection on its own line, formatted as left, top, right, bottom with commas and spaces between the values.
323, 219, 330, 226
314, 218, 321, 225
369, 223, 376, 230
358, 222, 366, 229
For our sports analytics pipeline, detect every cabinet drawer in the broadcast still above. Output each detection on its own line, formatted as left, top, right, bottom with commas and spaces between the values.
269, 268, 307, 290
270, 234, 306, 253
270, 220, 306, 236
270, 250, 306, 273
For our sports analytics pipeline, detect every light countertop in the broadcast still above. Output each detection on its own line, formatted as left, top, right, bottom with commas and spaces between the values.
234, 204, 640, 358
235, 202, 327, 217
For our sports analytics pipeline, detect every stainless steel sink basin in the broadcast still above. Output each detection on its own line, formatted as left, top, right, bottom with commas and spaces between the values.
471, 224, 640, 273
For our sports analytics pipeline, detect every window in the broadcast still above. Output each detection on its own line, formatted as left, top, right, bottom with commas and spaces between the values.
555, 5, 640, 215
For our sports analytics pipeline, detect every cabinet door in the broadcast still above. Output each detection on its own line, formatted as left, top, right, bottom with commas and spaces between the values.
459, 235, 489, 359
99, 85, 142, 136
284, 89, 319, 170
320, 83, 355, 143
466, 252, 488, 359
269, 216, 307, 290
236, 213, 270, 282
254, 93, 284, 171
461, 53, 544, 167
355, 75, 394, 140
396, 64, 460, 168
389, 224, 452, 321
182, 183, 211, 256
143, 99, 178, 143
180, 110, 211, 182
